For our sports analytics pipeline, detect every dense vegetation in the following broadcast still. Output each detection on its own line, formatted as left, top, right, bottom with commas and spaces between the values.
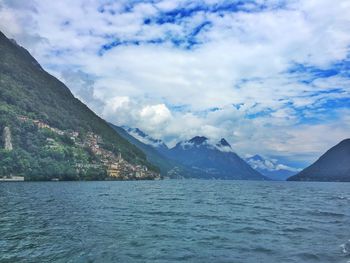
0, 31, 158, 180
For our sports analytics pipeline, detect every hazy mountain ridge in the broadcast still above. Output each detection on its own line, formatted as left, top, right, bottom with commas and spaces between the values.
245, 155, 300, 181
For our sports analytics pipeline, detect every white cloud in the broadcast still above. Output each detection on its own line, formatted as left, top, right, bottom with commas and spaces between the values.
246, 155, 302, 172
140, 104, 172, 126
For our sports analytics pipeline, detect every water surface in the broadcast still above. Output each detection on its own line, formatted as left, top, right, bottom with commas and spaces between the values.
1, 180, 349, 262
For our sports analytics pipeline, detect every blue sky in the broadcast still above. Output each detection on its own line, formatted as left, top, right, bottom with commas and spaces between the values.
0, 0, 350, 167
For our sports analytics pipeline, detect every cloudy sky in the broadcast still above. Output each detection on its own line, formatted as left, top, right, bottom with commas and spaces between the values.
1, 0, 349, 167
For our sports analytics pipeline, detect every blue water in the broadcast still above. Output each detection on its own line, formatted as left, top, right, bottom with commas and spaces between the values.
0, 180, 350, 263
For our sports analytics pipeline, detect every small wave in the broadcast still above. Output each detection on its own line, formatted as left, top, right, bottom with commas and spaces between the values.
340, 240, 350, 255
308, 210, 345, 217
330, 195, 350, 201
158, 197, 185, 201
260, 218, 278, 224
251, 246, 274, 254
297, 252, 320, 260
282, 227, 310, 233
235, 226, 270, 234
98, 193, 109, 196
251, 205, 273, 211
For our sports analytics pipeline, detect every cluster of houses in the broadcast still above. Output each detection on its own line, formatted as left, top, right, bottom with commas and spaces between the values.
16, 116, 160, 180
84, 132, 159, 180
18, 116, 78, 139
106, 153, 159, 180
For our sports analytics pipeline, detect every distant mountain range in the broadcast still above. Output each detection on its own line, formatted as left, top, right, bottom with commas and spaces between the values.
166, 136, 268, 180
114, 126, 269, 180
117, 126, 350, 182
245, 155, 300, 181
288, 139, 350, 182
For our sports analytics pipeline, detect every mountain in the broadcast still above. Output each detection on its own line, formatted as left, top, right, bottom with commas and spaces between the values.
245, 154, 299, 181
288, 139, 350, 182
166, 136, 268, 180
218, 138, 231, 148
122, 126, 169, 153
0, 30, 159, 181
110, 124, 193, 178
117, 127, 267, 180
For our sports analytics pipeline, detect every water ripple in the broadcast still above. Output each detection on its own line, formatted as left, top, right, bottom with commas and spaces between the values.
1, 180, 349, 263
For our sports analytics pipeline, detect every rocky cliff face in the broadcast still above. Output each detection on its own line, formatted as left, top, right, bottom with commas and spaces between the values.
3, 126, 13, 151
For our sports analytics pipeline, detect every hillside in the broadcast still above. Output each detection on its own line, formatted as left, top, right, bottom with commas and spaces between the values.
0, 31, 159, 181
287, 139, 350, 182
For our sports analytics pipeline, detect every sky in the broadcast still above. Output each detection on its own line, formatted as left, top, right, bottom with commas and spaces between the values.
0, 0, 349, 167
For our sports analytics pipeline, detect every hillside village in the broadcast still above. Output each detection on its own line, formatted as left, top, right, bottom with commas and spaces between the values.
0, 116, 160, 180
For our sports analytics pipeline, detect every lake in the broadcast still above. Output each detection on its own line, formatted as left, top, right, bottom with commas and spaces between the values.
0, 180, 349, 262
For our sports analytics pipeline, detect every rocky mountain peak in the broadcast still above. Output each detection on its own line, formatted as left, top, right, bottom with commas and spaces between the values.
189, 136, 208, 145
218, 138, 231, 148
